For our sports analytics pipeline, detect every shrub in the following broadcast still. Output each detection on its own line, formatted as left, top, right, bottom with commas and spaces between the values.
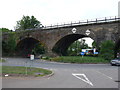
99, 40, 115, 60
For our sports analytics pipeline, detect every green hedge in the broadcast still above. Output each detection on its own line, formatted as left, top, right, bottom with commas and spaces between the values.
49, 56, 109, 64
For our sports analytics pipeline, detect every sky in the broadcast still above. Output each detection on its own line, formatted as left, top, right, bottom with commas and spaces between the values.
0, 0, 120, 47
0, 0, 119, 30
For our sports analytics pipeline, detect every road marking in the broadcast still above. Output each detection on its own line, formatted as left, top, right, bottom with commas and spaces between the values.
72, 73, 93, 86
96, 71, 113, 80
47, 77, 51, 79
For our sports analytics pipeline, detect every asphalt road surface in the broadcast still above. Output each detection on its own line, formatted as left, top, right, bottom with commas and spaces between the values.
2, 58, 119, 88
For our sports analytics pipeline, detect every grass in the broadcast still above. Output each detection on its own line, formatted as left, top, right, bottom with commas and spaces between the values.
2, 66, 52, 77
46, 56, 109, 64
0, 59, 6, 62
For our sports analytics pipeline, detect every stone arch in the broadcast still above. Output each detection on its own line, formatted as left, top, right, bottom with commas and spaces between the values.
16, 37, 45, 57
52, 34, 95, 56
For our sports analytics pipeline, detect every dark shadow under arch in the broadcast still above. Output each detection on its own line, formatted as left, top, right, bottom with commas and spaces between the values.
52, 34, 89, 56
16, 37, 40, 57
115, 39, 120, 58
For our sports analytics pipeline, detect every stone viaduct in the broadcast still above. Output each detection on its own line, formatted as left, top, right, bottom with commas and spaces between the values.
2, 16, 120, 57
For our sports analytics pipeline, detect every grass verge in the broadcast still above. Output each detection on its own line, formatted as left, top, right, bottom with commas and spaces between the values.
1, 66, 52, 77
45, 56, 109, 64
0, 59, 6, 62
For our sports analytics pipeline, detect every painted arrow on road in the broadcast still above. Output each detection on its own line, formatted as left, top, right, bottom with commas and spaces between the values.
72, 73, 93, 86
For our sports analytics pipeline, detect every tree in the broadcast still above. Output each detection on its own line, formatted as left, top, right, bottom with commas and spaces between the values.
99, 40, 115, 60
67, 39, 89, 56
92, 41, 97, 48
15, 15, 43, 30
32, 43, 45, 55
92, 41, 100, 50
2, 33, 17, 56
80, 39, 89, 49
0, 28, 11, 32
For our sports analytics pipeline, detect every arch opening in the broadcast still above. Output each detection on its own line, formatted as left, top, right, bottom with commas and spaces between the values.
16, 37, 44, 57
67, 37, 94, 56
115, 39, 120, 58
52, 34, 94, 56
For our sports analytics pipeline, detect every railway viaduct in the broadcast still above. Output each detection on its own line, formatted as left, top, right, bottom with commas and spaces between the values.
2, 16, 120, 57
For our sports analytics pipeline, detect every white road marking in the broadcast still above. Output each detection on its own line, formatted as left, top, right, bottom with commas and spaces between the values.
72, 73, 93, 86
47, 77, 51, 79
5, 74, 9, 77
96, 71, 113, 80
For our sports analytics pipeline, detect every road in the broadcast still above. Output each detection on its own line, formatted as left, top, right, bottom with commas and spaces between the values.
2, 58, 119, 88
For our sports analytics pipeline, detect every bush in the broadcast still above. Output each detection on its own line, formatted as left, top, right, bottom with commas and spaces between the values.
99, 40, 115, 60
2, 33, 17, 56
32, 43, 45, 55
50, 56, 108, 64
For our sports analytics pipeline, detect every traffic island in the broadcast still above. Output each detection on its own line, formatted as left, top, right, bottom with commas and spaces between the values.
1, 66, 53, 77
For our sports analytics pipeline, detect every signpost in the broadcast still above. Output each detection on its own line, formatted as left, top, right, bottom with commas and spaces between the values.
25, 54, 35, 76
94, 52, 99, 55
30, 55, 34, 60
30, 54, 35, 71
80, 52, 85, 58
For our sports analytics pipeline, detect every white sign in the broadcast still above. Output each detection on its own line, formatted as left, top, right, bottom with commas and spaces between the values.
86, 29, 90, 36
72, 73, 93, 86
72, 28, 77, 33
30, 55, 34, 60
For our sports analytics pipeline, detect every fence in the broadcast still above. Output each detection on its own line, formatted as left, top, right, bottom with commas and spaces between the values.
2, 16, 120, 33
42, 16, 120, 29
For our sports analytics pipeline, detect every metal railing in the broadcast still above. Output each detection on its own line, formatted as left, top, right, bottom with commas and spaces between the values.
42, 16, 120, 29
2, 16, 120, 34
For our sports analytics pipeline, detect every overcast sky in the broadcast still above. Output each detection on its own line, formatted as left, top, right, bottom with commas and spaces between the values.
0, 0, 119, 30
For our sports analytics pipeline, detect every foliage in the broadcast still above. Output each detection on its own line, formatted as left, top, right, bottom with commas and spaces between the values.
15, 15, 43, 30
32, 43, 45, 55
67, 39, 89, 56
2, 33, 17, 56
92, 41, 96, 48
0, 59, 6, 62
46, 56, 108, 64
92, 41, 100, 51
0, 28, 11, 32
99, 40, 115, 60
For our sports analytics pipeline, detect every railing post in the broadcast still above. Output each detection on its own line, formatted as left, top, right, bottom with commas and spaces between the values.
87, 19, 88, 23
71, 22, 72, 26
96, 18, 97, 23
105, 17, 107, 21
57, 23, 58, 28
115, 16, 116, 20
64, 22, 66, 26
44, 25, 46, 29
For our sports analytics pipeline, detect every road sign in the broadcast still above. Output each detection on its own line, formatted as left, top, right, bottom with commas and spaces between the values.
80, 52, 85, 56
72, 28, 77, 33
94, 52, 99, 54
85, 29, 90, 36
30, 55, 34, 60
